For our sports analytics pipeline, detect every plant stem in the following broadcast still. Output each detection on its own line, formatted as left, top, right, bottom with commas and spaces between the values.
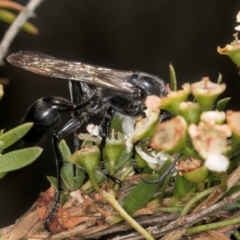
186, 216, 240, 235
0, 0, 43, 63
89, 171, 101, 193
219, 171, 228, 192
109, 160, 116, 176
180, 187, 214, 217
196, 182, 205, 192
101, 190, 155, 240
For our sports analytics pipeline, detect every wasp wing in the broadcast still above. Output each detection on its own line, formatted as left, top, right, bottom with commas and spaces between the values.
7, 51, 135, 93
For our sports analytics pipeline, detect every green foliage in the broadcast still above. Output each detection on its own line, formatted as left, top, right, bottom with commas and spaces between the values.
169, 63, 177, 91
216, 97, 231, 111
0, 122, 34, 152
0, 147, 42, 179
48, 140, 87, 192
0, 89, 42, 179
171, 173, 196, 204
122, 174, 162, 215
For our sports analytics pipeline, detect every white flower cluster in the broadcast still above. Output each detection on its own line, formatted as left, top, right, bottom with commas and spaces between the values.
188, 111, 231, 172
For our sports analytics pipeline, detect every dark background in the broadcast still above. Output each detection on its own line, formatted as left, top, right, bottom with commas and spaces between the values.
0, 0, 239, 227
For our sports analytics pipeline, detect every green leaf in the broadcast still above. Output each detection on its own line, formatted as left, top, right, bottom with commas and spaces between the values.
0, 147, 42, 173
61, 163, 75, 190
116, 149, 132, 169
0, 9, 39, 34
122, 174, 161, 215
169, 64, 177, 91
59, 140, 75, 190
74, 166, 86, 189
59, 140, 71, 163
0, 123, 34, 150
46, 176, 58, 190
216, 97, 231, 111
171, 173, 195, 203
217, 73, 223, 84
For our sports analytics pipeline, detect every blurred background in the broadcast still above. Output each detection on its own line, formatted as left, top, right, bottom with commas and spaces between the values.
0, 0, 239, 227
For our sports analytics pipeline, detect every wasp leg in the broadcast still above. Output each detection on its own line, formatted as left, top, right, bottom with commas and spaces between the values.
131, 143, 142, 173
141, 153, 182, 184
69, 80, 96, 151
45, 83, 98, 231
44, 117, 85, 231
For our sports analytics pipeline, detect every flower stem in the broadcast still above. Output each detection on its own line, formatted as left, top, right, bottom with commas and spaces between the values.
196, 182, 205, 192
219, 171, 228, 192
114, 166, 134, 191
109, 160, 116, 176
89, 171, 101, 193
101, 190, 155, 240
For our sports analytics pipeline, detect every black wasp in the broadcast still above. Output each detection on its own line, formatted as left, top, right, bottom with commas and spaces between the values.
7, 51, 176, 231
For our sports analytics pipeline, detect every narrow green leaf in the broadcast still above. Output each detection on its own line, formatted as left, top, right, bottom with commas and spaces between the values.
169, 64, 177, 91
59, 140, 71, 163
217, 73, 223, 84
74, 166, 86, 189
59, 140, 75, 190
116, 149, 132, 169
122, 174, 161, 215
0, 123, 34, 150
0, 147, 42, 173
46, 176, 58, 190
171, 173, 195, 203
216, 97, 231, 111
61, 163, 75, 190
0, 9, 39, 34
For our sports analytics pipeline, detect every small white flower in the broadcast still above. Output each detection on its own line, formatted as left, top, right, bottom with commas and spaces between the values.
86, 124, 99, 136
188, 122, 231, 160
135, 144, 172, 170
235, 11, 240, 31
135, 144, 158, 165
78, 124, 101, 145
205, 153, 229, 172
